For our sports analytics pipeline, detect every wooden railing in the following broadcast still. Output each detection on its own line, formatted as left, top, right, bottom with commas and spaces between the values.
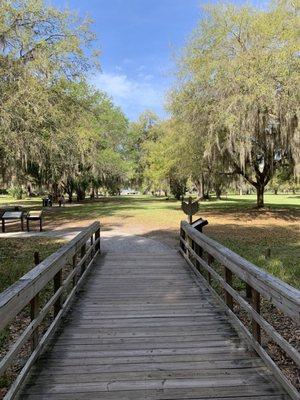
180, 220, 300, 400
0, 221, 101, 399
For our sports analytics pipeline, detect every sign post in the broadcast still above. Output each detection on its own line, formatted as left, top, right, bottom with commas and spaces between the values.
181, 197, 199, 224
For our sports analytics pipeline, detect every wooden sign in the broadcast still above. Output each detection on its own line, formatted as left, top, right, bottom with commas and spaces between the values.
2, 211, 23, 219
181, 197, 199, 224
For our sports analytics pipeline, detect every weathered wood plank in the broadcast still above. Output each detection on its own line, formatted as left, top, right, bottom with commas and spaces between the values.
17, 250, 293, 400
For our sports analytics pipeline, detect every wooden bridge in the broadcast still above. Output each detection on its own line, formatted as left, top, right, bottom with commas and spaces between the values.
0, 221, 299, 399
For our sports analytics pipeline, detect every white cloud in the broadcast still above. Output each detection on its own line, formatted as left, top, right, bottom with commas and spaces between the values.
90, 71, 167, 120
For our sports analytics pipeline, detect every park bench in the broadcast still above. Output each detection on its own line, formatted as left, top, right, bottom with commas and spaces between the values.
26, 210, 43, 232
1, 209, 25, 232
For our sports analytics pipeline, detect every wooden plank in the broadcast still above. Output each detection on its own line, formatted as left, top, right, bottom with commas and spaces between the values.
22, 380, 284, 397
16, 249, 293, 400
180, 247, 299, 400
2, 226, 100, 400
19, 393, 290, 400
29, 367, 272, 384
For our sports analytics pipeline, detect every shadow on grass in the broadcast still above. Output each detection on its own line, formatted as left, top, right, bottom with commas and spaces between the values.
140, 223, 299, 288
1, 195, 299, 230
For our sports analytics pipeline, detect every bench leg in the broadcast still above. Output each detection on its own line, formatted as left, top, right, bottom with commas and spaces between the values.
27, 218, 29, 232
40, 218, 42, 232
2, 219, 5, 233
21, 217, 24, 231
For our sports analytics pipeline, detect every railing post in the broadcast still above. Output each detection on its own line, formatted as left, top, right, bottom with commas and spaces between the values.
31, 252, 40, 350
207, 254, 214, 285
186, 234, 193, 260
72, 253, 77, 286
246, 283, 252, 299
30, 295, 39, 351
194, 242, 200, 269
90, 235, 94, 260
80, 243, 86, 274
34, 251, 40, 266
180, 228, 185, 252
53, 270, 63, 317
251, 288, 261, 344
95, 227, 100, 252
224, 267, 234, 310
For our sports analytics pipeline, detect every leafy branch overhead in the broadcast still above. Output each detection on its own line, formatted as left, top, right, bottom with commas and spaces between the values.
0, 0, 129, 200
165, 0, 299, 207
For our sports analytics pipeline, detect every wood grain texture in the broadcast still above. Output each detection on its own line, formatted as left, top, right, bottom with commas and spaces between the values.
18, 250, 291, 399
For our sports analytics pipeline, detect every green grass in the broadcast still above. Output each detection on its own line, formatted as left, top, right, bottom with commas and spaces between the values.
0, 193, 299, 289
0, 238, 63, 293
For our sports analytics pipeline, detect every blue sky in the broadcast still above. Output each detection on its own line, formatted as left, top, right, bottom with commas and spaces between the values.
50, 0, 269, 121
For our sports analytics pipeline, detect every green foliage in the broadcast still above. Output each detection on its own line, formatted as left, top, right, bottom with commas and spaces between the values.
7, 186, 24, 199
168, 0, 299, 207
0, 0, 130, 197
126, 111, 161, 188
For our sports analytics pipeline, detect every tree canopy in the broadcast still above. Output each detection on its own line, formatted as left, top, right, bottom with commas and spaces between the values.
166, 0, 299, 206
0, 0, 130, 200
0, 0, 299, 205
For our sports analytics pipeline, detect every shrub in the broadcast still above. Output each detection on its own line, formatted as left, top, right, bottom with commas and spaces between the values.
8, 186, 24, 199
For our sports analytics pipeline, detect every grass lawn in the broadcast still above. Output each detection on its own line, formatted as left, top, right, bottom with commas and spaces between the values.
0, 193, 299, 289
0, 238, 64, 293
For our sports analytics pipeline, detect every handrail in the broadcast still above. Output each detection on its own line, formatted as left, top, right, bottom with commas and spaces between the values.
179, 220, 300, 400
0, 221, 101, 399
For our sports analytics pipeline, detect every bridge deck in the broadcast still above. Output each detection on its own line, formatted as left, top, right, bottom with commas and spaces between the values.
20, 251, 289, 399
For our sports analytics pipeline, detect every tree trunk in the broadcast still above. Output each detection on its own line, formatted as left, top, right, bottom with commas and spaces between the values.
195, 180, 203, 198
215, 187, 222, 200
194, 174, 204, 198
27, 185, 32, 197
52, 183, 59, 202
256, 184, 264, 208
76, 187, 85, 202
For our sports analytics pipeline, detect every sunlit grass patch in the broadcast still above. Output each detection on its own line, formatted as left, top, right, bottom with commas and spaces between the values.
0, 238, 64, 293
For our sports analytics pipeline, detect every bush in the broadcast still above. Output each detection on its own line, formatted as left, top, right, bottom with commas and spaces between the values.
8, 186, 24, 199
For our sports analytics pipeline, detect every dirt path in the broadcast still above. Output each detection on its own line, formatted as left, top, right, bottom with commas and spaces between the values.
0, 225, 173, 253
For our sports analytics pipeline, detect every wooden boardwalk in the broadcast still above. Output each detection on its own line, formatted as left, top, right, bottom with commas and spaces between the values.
20, 250, 289, 399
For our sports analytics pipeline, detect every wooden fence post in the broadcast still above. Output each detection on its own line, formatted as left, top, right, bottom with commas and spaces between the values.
207, 254, 214, 286
34, 251, 40, 265
95, 228, 100, 252
80, 243, 86, 275
224, 267, 234, 310
30, 252, 40, 350
53, 270, 62, 317
72, 253, 77, 286
30, 295, 39, 351
90, 235, 94, 260
186, 235, 193, 261
180, 228, 185, 252
246, 283, 252, 299
251, 288, 261, 344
